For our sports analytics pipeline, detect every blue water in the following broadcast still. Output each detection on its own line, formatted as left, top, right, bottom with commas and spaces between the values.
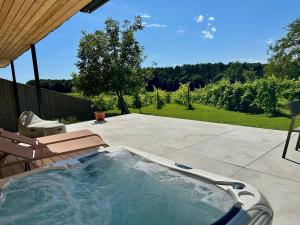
0, 150, 235, 225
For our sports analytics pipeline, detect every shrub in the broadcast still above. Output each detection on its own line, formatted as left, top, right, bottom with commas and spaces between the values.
278, 79, 300, 102
190, 78, 280, 114
124, 95, 134, 108
140, 92, 155, 106
91, 94, 117, 111
172, 83, 187, 105
255, 77, 278, 114
153, 87, 167, 109
59, 116, 78, 125
240, 83, 261, 113
132, 93, 142, 109
281, 88, 300, 102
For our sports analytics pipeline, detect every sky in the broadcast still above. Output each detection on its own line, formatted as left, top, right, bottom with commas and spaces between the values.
0, 0, 299, 83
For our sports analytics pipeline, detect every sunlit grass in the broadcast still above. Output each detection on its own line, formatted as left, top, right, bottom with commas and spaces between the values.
107, 103, 295, 131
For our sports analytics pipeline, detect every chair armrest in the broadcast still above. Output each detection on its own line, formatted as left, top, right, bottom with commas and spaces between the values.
0, 128, 38, 146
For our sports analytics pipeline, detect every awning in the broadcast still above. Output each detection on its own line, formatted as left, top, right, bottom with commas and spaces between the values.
0, 0, 108, 68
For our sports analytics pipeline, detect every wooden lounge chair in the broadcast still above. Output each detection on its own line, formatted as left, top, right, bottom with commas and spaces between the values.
0, 128, 108, 171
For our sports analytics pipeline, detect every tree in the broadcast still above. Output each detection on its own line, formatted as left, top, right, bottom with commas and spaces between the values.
222, 62, 244, 83
26, 79, 73, 93
242, 69, 257, 82
265, 19, 300, 79
73, 16, 150, 114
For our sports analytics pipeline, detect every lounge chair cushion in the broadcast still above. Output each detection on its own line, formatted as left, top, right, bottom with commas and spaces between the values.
18, 111, 66, 138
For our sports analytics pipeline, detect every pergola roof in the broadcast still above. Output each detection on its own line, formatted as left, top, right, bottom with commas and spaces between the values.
0, 0, 105, 68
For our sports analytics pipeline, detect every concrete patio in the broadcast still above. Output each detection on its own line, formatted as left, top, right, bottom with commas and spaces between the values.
67, 113, 300, 225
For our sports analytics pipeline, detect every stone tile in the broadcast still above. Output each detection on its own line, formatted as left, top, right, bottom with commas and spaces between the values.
163, 148, 242, 177
132, 143, 181, 156
183, 136, 270, 167
221, 126, 286, 149
247, 134, 300, 182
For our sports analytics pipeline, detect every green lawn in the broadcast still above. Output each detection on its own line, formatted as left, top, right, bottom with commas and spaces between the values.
107, 103, 296, 131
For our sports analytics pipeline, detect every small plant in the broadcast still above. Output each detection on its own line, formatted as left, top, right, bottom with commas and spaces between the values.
59, 116, 78, 125
153, 87, 166, 109
91, 95, 109, 112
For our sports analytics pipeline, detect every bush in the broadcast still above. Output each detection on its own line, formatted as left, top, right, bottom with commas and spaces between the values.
255, 78, 278, 114
91, 94, 117, 111
140, 92, 155, 106
191, 78, 280, 114
153, 87, 167, 109
240, 83, 260, 113
172, 83, 193, 109
279, 79, 300, 102
281, 88, 300, 102
59, 116, 78, 125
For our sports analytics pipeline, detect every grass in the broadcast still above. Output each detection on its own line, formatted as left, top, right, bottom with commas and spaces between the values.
107, 103, 297, 131
67, 92, 87, 99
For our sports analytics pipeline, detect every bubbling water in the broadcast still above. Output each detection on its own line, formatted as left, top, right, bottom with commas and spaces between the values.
0, 150, 235, 225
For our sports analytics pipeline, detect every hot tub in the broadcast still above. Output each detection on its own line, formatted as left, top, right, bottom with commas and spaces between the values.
0, 146, 273, 225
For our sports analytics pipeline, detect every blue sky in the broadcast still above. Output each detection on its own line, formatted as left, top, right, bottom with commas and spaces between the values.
0, 0, 299, 83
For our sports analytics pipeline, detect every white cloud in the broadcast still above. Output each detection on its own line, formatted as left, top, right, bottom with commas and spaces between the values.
237, 58, 267, 63
208, 16, 215, 21
267, 38, 274, 45
176, 29, 185, 34
144, 23, 166, 28
211, 26, 217, 32
194, 14, 204, 23
202, 30, 214, 39
140, 13, 151, 18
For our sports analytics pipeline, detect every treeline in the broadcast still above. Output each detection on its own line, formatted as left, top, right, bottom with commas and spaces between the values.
26, 62, 265, 93
26, 79, 73, 93
147, 62, 264, 91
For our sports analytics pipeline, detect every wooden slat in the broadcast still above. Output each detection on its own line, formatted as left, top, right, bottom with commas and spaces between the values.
0, 0, 35, 53
32, 0, 90, 43
7, 0, 91, 63
8, 0, 83, 63
0, 1, 6, 13
0, 148, 98, 179
1, 0, 58, 60
37, 129, 96, 144
0, 0, 14, 30
0, 0, 93, 67
0, 0, 24, 40
0, 0, 47, 65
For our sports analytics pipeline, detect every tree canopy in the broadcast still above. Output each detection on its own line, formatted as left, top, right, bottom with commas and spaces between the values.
147, 62, 264, 91
73, 16, 150, 114
265, 19, 300, 79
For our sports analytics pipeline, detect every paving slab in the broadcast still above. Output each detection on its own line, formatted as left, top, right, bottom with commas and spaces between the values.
246, 133, 300, 182
220, 125, 286, 149
162, 148, 242, 177
182, 135, 275, 167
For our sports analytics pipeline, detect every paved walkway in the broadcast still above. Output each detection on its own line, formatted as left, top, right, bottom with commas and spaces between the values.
67, 114, 300, 225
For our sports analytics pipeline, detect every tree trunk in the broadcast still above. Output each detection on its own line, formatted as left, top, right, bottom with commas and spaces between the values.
118, 92, 129, 115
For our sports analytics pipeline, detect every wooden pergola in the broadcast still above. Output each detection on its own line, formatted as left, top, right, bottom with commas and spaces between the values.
0, 0, 108, 117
